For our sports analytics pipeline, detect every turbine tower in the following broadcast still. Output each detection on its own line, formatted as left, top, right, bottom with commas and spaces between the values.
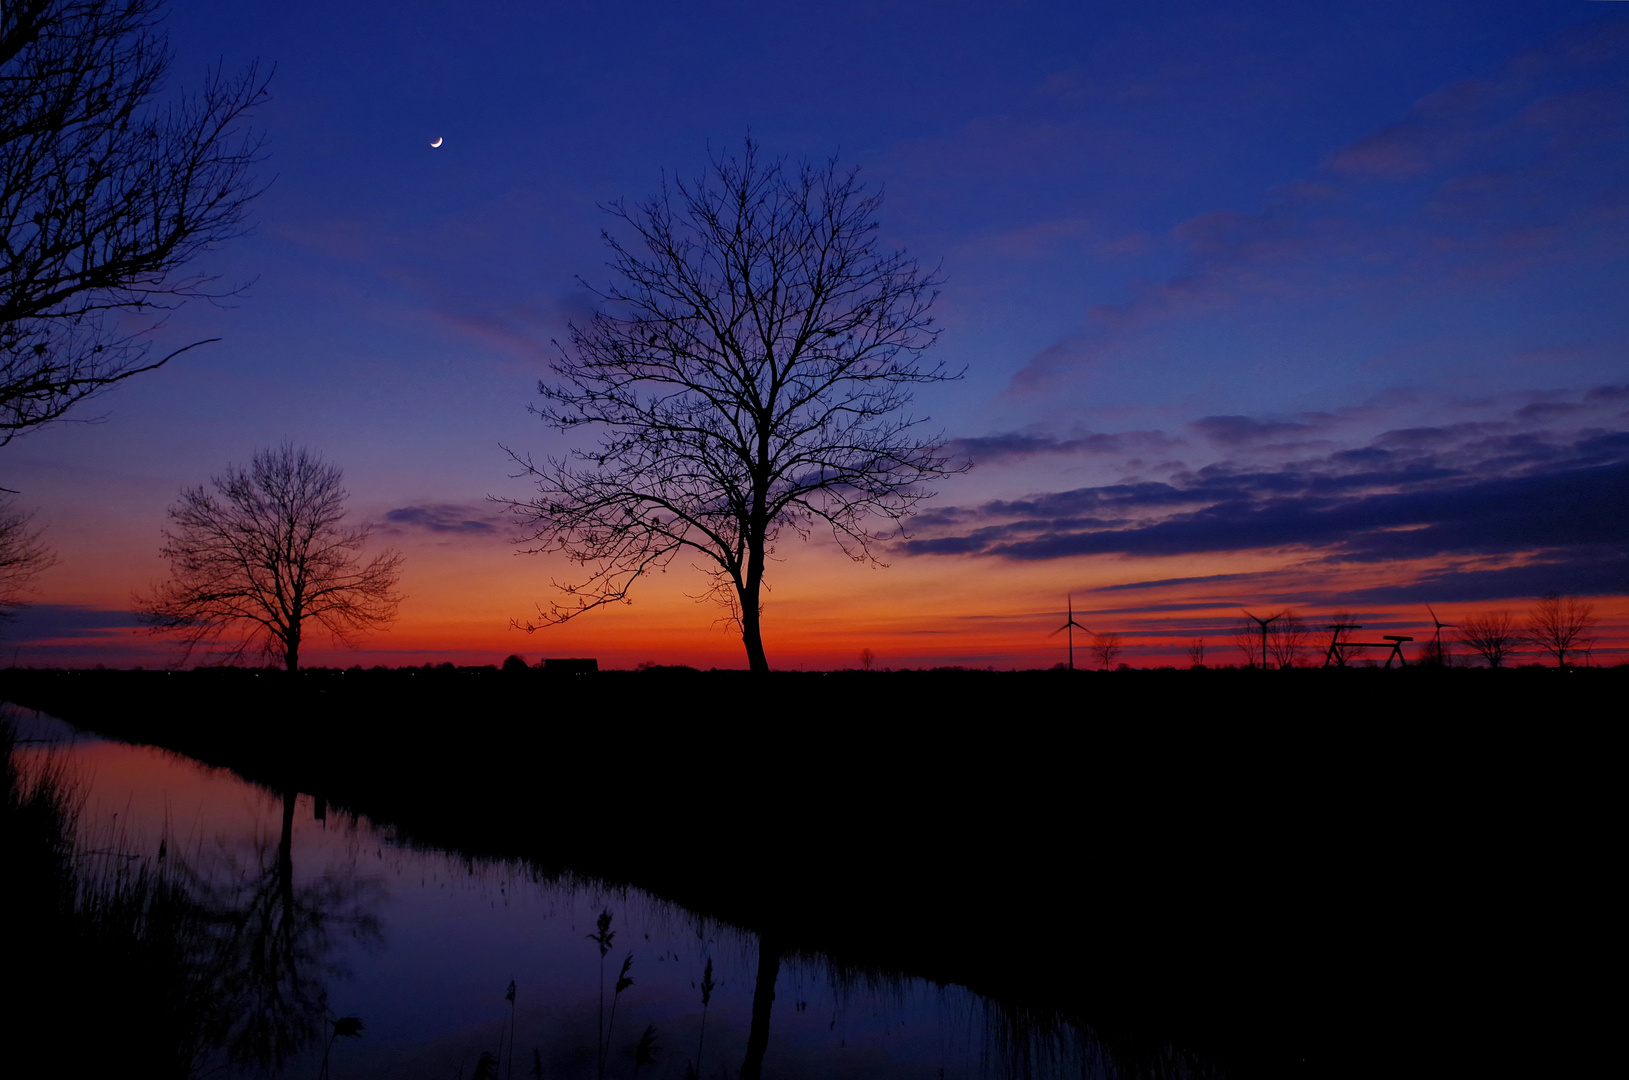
1242, 609, 1282, 670
1051, 595, 1093, 671
1426, 604, 1454, 664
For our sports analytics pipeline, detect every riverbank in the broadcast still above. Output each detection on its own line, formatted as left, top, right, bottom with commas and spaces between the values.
2, 666, 1615, 1078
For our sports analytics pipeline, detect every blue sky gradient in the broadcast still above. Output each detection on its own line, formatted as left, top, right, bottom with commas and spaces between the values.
5, 0, 1625, 667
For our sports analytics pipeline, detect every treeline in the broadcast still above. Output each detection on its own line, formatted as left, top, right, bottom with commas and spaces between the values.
1178, 593, 1608, 670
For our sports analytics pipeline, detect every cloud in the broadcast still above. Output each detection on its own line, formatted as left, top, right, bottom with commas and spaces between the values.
903, 424, 1629, 584
1188, 415, 1325, 446
2, 605, 136, 642
1331, 549, 1629, 604
380, 504, 503, 536
947, 428, 1183, 464
1087, 572, 1267, 594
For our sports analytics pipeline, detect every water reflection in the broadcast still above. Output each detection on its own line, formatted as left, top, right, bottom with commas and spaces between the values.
3, 713, 380, 1077
4, 709, 1212, 1080
214, 788, 381, 1069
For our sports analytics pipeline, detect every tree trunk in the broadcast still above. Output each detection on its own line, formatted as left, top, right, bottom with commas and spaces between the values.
739, 536, 769, 673
277, 788, 297, 928
740, 933, 782, 1080
740, 587, 769, 673
284, 627, 300, 672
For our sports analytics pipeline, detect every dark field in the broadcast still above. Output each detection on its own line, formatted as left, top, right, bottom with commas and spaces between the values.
2, 665, 1616, 1079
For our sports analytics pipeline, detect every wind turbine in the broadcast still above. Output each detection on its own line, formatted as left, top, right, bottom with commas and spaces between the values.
1242, 609, 1282, 669
1051, 595, 1093, 671
1426, 604, 1454, 663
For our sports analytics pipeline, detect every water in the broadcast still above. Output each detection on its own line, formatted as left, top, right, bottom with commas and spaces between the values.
6, 709, 1091, 1080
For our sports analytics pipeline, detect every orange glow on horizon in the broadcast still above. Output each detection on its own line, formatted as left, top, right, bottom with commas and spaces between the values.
19, 533, 1625, 670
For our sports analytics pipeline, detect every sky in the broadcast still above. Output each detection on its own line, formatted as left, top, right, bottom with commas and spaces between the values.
5, 0, 1627, 670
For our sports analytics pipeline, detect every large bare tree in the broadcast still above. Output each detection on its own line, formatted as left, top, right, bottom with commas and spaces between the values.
137, 445, 403, 671
0, 0, 267, 446
506, 142, 961, 672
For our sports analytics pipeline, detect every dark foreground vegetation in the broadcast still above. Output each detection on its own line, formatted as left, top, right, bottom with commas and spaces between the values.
2, 665, 1617, 1079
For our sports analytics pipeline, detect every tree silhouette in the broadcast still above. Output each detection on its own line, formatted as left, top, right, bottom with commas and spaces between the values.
1456, 610, 1519, 669
1090, 631, 1123, 670
1267, 612, 1310, 669
1231, 615, 1266, 668
0, 495, 54, 621
1525, 593, 1597, 668
137, 445, 403, 671
505, 140, 960, 672
0, 0, 267, 445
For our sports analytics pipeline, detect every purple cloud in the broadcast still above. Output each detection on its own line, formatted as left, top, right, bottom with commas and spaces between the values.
903, 424, 1629, 590
382, 504, 502, 536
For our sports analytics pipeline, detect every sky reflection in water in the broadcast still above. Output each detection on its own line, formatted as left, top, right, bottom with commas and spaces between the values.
15, 712, 1059, 1080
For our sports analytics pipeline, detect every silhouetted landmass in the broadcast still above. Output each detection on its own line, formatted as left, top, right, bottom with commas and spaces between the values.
2, 665, 1617, 1079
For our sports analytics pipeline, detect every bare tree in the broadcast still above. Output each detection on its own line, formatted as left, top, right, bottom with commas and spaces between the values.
505, 141, 960, 672
1231, 616, 1265, 668
137, 445, 403, 671
1525, 594, 1598, 669
1267, 612, 1310, 669
858, 647, 875, 671
1090, 631, 1122, 670
0, 0, 268, 446
1456, 610, 1518, 669
1186, 638, 1206, 668
0, 495, 55, 621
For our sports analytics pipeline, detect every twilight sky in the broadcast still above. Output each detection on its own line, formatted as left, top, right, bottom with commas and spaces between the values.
7, 0, 1627, 669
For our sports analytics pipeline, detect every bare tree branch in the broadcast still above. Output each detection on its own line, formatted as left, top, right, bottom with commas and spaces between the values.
0, 0, 269, 446
0, 493, 55, 621
500, 140, 964, 671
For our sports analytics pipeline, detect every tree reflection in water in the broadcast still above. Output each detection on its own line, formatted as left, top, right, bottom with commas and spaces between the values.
208, 788, 382, 1070
4, 721, 380, 1079
7, 712, 1221, 1080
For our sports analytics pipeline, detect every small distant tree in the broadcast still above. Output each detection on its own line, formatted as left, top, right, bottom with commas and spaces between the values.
1231, 617, 1264, 668
1417, 636, 1450, 667
1525, 594, 1597, 669
1456, 610, 1518, 668
0, 496, 55, 622
1090, 631, 1122, 670
1267, 612, 1310, 669
136, 445, 404, 671
1186, 638, 1206, 668
858, 647, 876, 671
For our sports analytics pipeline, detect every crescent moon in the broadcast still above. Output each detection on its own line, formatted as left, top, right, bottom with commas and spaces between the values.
430, 136, 443, 148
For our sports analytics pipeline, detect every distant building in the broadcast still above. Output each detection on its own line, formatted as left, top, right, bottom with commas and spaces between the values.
543, 658, 598, 675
